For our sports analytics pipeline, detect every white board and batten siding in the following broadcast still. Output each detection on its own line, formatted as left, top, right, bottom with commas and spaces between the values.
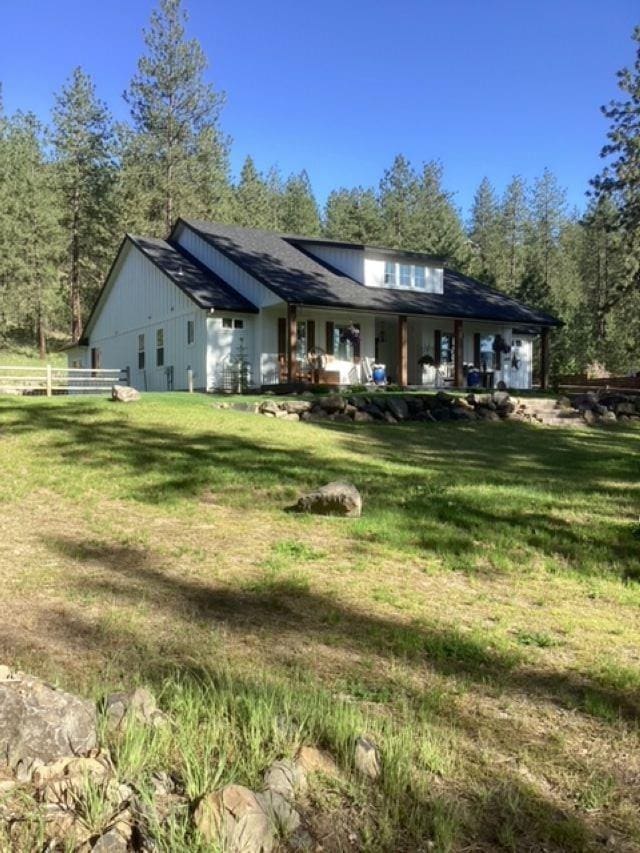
86, 241, 207, 392
296, 244, 365, 283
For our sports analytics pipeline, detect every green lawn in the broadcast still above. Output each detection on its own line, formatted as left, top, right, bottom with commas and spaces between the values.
0, 392, 639, 851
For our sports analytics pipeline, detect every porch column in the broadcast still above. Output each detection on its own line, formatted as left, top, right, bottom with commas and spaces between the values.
454, 319, 464, 387
540, 327, 550, 390
398, 315, 408, 386
287, 304, 297, 382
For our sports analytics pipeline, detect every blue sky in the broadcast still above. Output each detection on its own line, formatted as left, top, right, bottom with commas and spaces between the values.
1, 0, 637, 218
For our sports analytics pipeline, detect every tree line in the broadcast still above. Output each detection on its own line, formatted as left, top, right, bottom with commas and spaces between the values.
0, 0, 638, 376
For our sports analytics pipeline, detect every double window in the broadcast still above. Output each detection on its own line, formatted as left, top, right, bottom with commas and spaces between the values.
222, 317, 245, 330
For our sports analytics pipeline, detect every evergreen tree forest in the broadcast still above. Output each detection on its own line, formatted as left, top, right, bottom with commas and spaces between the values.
0, 0, 638, 375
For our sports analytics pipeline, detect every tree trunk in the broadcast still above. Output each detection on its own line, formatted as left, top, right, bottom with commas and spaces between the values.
70, 187, 82, 343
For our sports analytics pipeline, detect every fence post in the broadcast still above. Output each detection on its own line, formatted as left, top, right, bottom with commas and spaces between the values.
187, 366, 194, 393
124, 366, 131, 386
45, 364, 52, 398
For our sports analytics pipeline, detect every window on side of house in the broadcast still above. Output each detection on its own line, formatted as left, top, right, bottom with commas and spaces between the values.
399, 264, 412, 288
156, 328, 164, 367
413, 265, 426, 289
138, 334, 145, 370
333, 324, 355, 361
222, 317, 233, 329
440, 333, 454, 364
233, 319, 244, 329
383, 261, 397, 286
187, 319, 195, 345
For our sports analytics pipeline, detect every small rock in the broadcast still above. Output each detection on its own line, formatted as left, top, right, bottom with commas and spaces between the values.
91, 826, 129, 852
104, 686, 166, 731
354, 737, 381, 780
263, 758, 306, 800
194, 784, 273, 852
353, 410, 374, 423
295, 746, 338, 778
257, 789, 301, 835
111, 385, 140, 403
294, 482, 362, 518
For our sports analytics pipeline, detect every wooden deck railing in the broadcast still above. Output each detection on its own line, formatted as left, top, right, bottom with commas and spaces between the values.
0, 365, 129, 396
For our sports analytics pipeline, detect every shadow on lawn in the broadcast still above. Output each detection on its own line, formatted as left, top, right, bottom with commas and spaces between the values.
3, 533, 623, 852
38, 534, 640, 724
3, 398, 639, 580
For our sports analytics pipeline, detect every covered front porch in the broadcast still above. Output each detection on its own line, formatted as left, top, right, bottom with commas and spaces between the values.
260, 305, 550, 391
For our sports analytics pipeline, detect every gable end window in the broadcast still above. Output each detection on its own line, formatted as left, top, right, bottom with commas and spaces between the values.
156, 328, 164, 367
138, 334, 145, 370
187, 319, 195, 345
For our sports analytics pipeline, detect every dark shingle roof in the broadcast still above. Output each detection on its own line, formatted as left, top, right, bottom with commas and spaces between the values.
129, 235, 258, 313
178, 220, 560, 327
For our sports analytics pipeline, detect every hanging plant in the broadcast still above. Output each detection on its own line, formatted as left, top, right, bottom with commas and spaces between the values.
340, 324, 360, 345
493, 334, 511, 355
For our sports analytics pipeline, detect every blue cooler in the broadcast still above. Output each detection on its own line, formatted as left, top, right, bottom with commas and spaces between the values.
372, 365, 386, 385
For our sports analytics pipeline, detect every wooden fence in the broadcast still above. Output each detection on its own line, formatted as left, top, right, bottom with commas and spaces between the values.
557, 374, 640, 394
0, 365, 129, 397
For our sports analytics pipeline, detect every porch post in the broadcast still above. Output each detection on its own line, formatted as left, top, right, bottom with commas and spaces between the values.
398, 315, 408, 386
540, 327, 550, 390
454, 319, 464, 387
287, 304, 297, 382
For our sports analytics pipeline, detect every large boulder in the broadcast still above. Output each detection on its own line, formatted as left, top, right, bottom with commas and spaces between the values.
386, 397, 410, 421
111, 385, 140, 403
285, 400, 312, 415
194, 784, 274, 853
0, 672, 97, 779
294, 482, 362, 518
318, 394, 345, 414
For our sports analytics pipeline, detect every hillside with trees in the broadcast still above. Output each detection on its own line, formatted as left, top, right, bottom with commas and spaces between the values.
0, 1, 638, 376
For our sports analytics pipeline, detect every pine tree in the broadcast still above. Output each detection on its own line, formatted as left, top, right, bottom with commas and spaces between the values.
497, 176, 528, 294
413, 161, 469, 264
523, 168, 567, 308
279, 170, 320, 234
468, 177, 500, 283
52, 67, 116, 341
123, 0, 227, 233
0, 114, 62, 355
233, 156, 272, 228
378, 154, 419, 247
591, 25, 640, 307
324, 187, 382, 243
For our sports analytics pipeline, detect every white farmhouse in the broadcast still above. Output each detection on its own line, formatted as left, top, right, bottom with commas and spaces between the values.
69, 220, 560, 392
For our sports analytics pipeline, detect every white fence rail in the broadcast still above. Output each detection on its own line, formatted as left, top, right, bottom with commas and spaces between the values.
0, 365, 129, 396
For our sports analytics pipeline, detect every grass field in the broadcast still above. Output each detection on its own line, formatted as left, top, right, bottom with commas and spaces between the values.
0, 393, 639, 851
